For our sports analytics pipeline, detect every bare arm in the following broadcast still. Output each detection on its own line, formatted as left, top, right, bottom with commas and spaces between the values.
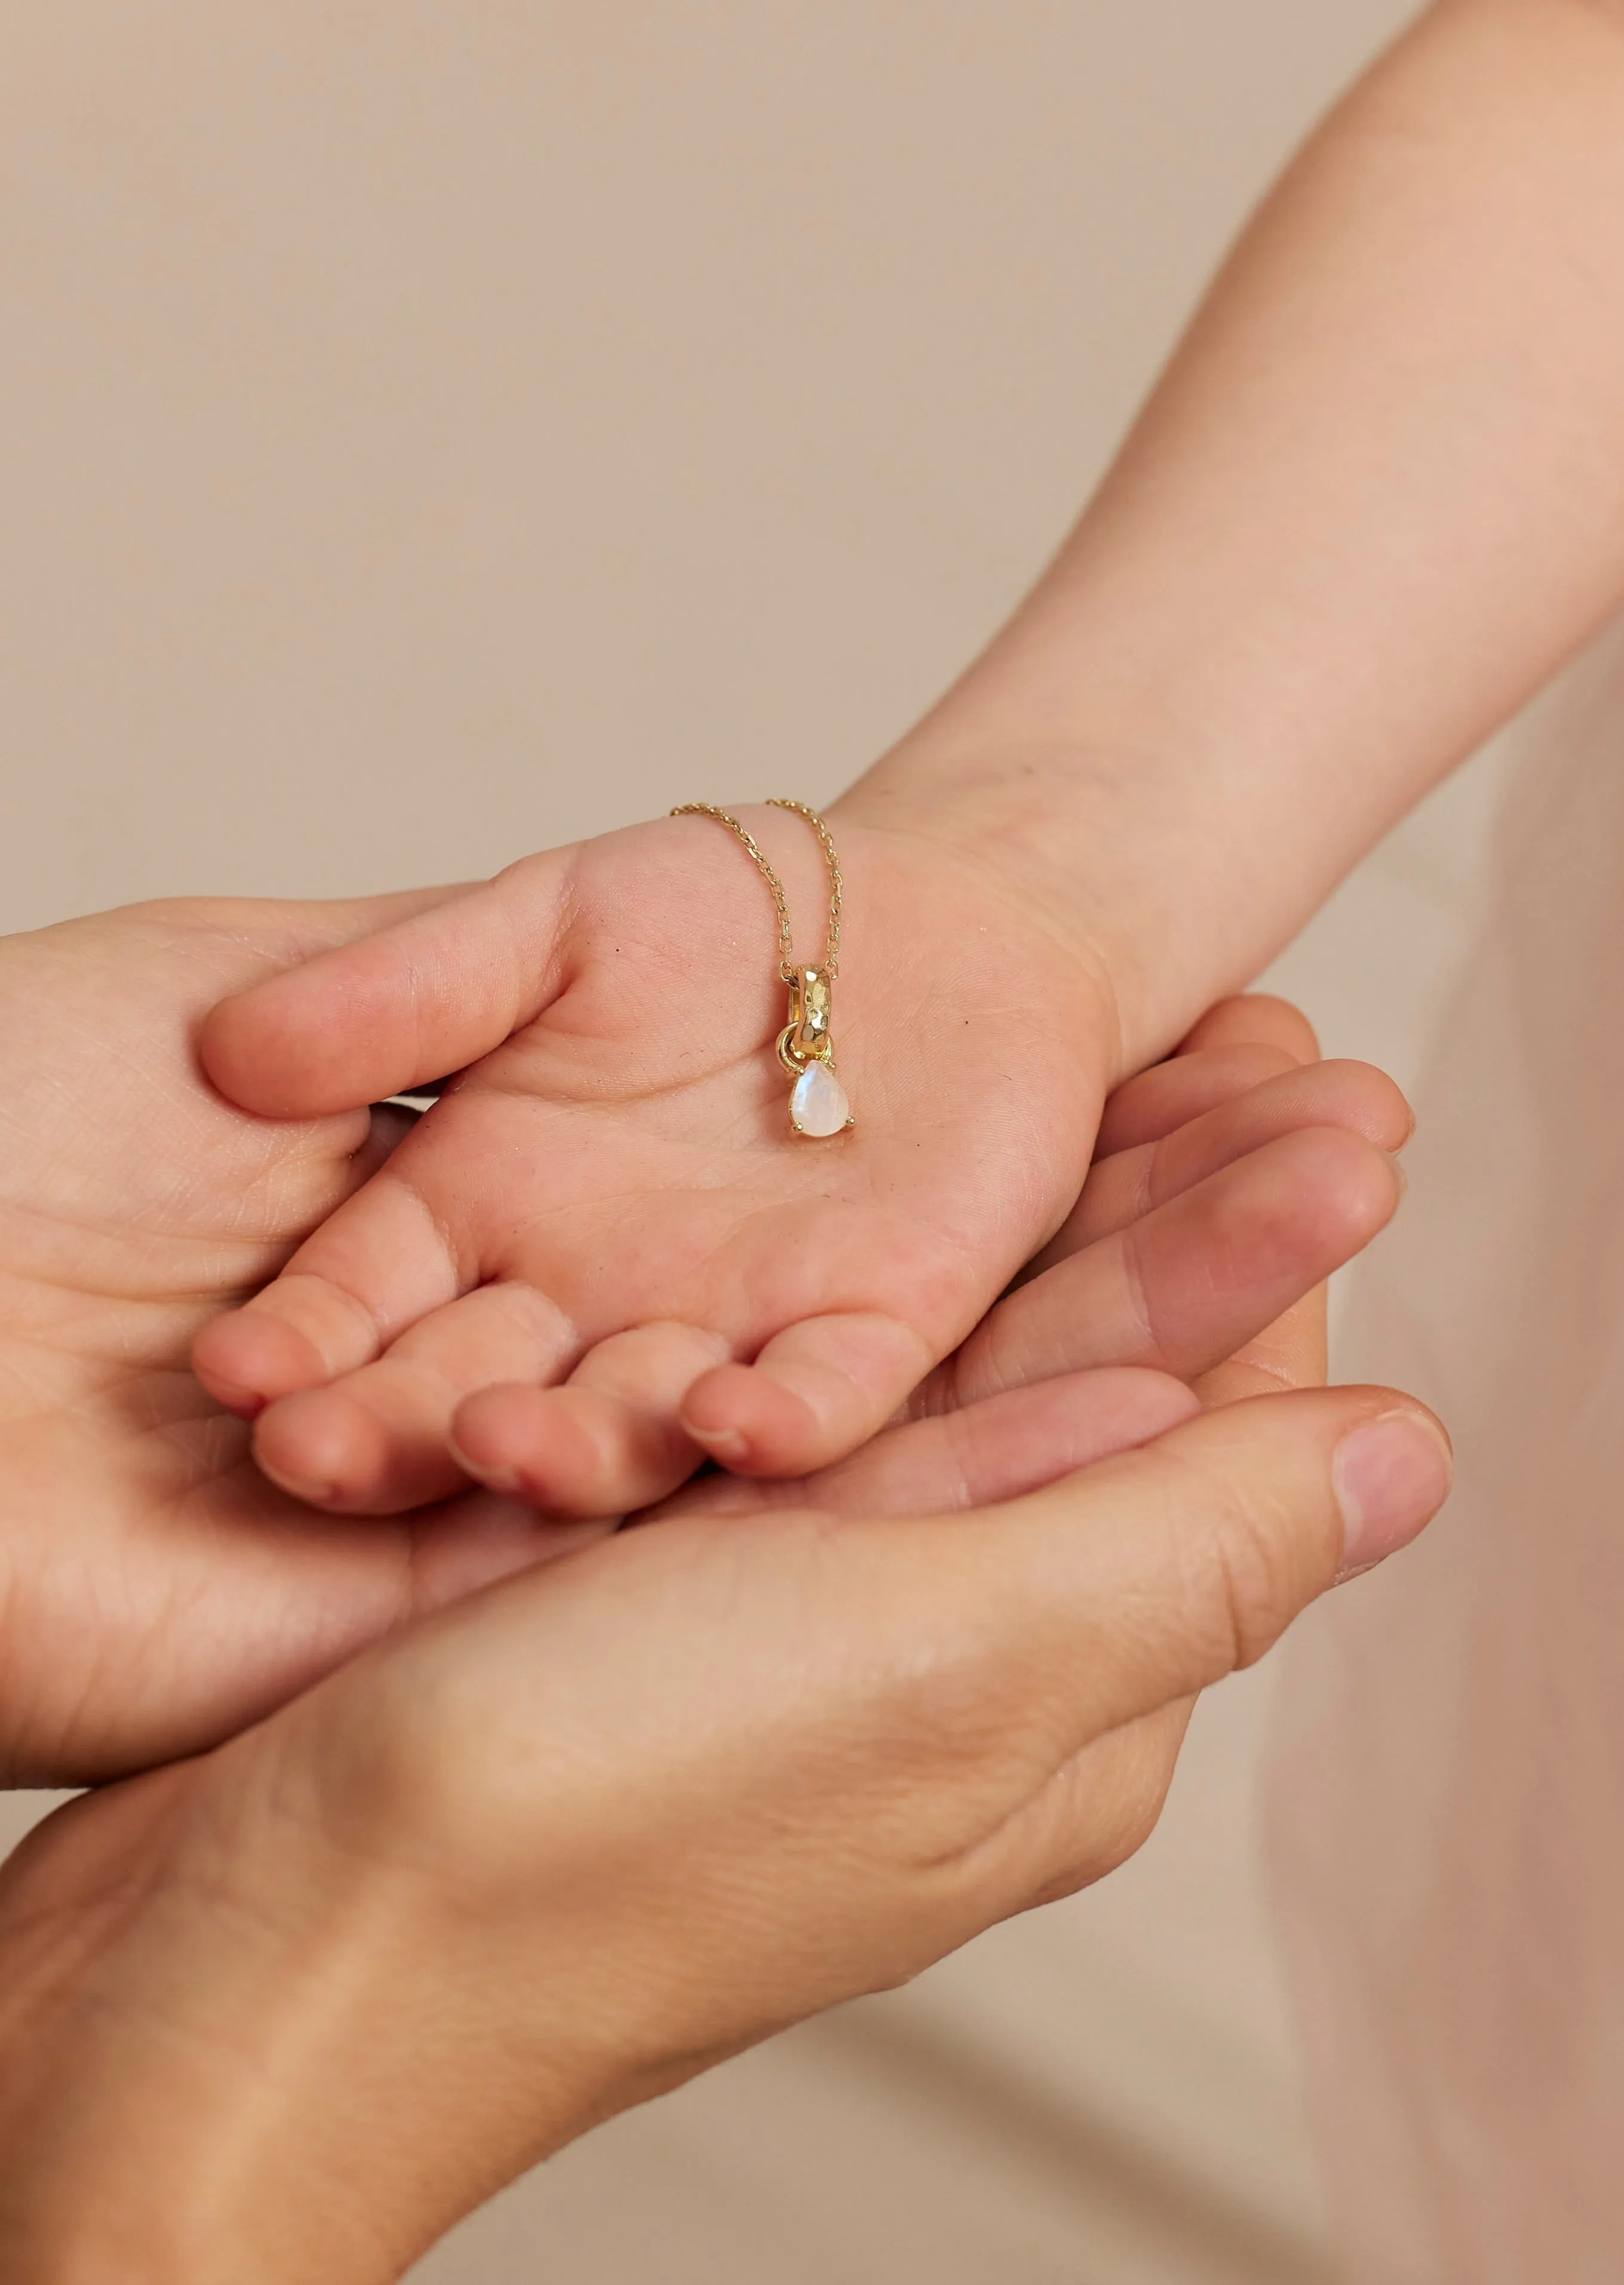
843, 0, 1624, 1063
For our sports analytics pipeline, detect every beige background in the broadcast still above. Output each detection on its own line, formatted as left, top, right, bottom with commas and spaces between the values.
0, 5, 1491, 2278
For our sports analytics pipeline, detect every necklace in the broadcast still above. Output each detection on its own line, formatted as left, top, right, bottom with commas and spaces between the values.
670, 799, 854, 1138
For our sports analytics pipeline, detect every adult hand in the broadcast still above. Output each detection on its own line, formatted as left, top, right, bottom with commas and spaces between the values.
0, 985, 1432, 2277
0, 1371, 1449, 2282
0, 895, 584, 1781
0, 887, 1406, 1785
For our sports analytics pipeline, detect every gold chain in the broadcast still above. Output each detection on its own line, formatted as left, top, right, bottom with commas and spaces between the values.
669, 799, 842, 982
669, 799, 853, 1135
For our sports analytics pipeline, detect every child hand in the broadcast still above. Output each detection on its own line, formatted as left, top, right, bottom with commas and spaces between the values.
192, 808, 1120, 1514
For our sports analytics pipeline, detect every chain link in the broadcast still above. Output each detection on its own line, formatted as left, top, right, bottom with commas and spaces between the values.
669, 799, 842, 981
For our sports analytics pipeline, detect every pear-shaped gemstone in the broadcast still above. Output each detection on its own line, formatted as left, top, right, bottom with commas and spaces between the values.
789, 1059, 851, 1137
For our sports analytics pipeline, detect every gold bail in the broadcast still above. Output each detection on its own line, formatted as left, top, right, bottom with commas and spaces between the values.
777, 965, 834, 1077
790, 966, 832, 1059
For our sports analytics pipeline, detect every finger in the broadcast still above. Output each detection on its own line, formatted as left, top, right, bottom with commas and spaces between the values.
1193, 1111, 1345, 1413
1193, 1279, 1329, 1408
1173, 1004, 1362, 1411
905, 1387, 1451, 1778
191, 1156, 470, 1416
1192, 1165, 1338, 1408
654, 1367, 1199, 1523
679, 1312, 933, 1477
1092, 1041, 1298, 1157
201, 882, 478, 968
250, 1282, 580, 1513
450, 1324, 730, 1517
1092, 991, 1322, 1159
1180, 991, 1320, 1061
1117, 1000, 1362, 1416
1033, 1056, 1412, 1269
950, 1125, 1401, 1405
199, 849, 578, 1118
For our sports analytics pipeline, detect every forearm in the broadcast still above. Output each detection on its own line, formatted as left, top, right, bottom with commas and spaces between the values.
841, 0, 1624, 1064
0, 1786, 543, 2285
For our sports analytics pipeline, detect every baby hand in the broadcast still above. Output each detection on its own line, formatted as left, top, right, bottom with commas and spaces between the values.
194, 809, 1111, 1515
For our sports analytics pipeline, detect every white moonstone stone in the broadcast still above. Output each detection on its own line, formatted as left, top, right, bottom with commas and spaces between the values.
789, 1059, 850, 1137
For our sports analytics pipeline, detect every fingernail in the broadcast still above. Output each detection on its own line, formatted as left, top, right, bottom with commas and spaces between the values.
688, 1422, 749, 1466
1332, 1410, 1452, 1579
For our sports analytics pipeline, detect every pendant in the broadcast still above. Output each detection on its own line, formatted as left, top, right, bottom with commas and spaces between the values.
789, 1058, 851, 1137
777, 966, 854, 1138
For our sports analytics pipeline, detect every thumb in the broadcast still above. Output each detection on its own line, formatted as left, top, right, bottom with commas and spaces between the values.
912, 1385, 1451, 1764
199, 849, 577, 1117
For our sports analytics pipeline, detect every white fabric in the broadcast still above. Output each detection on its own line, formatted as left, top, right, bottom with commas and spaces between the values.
1272, 619, 1624, 2284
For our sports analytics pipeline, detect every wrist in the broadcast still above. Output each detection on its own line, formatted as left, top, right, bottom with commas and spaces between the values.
0, 1751, 618, 2285
833, 722, 1259, 1075
0, 1776, 419, 2285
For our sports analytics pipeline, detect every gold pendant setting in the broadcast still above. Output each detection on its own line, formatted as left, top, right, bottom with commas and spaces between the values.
670, 800, 853, 1142
778, 966, 853, 1138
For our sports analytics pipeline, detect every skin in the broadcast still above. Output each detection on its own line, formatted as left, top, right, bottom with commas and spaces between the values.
0, 883, 1408, 1782
191, 0, 1624, 1529
0, 1395, 1451, 2285
461, 1001, 1407, 1517
193, 813, 1118, 1512
21, 0, 1620, 2256
0, 890, 618, 1783
0, 996, 1447, 2282
850, 0, 1624, 1046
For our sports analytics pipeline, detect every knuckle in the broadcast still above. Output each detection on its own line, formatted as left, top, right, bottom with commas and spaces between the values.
1191, 1464, 1308, 1673
1003, 1722, 1183, 1913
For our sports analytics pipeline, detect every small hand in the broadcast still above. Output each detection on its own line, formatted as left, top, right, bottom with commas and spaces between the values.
191, 813, 1107, 1514
191, 813, 1390, 1523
